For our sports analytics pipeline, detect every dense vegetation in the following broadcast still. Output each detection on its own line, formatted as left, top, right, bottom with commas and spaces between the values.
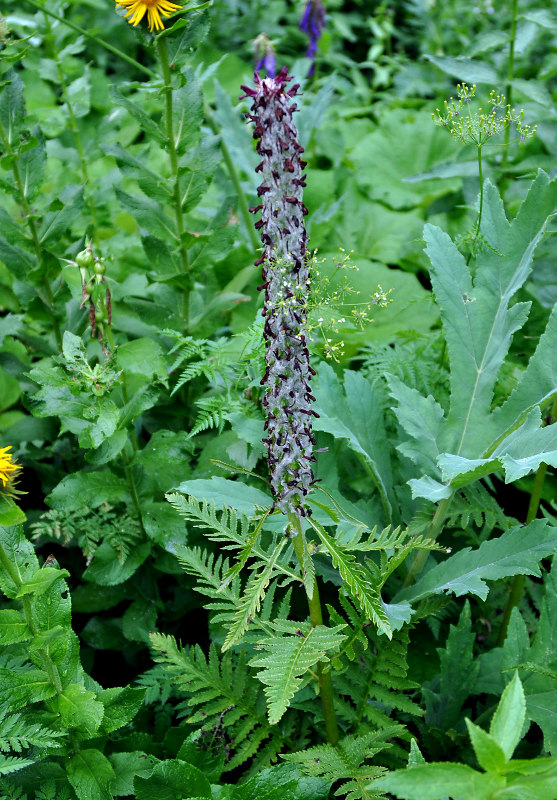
0, 0, 556, 798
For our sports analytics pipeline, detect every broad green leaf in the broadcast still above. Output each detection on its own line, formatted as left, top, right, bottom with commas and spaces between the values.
387, 376, 445, 477
250, 621, 346, 724
0, 668, 56, 709
424, 54, 498, 83
110, 86, 166, 144
313, 363, 394, 522
465, 719, 507, 772
308, 517, 392, 637
116, 187, 178, 242
427, 173, 557, 457
39, 185, 84, 246
490, 672, 526, 760
103, 142, 171, 204
117, 337, 168, 383
170, 477, 272, 516
526, 692, 557, 753
134, 759, 211, 800
47, 470, 128, 512
18, 128, 46, 200
0, 609, 31, 644
55, 684, 105, 737
0, 71, 25, 146
395, 520, 557, 604
372, 762, 505, 799
16, 566, 70, 597
0, 496, 26, 527
0, 211, 29, 250
0, 525, 38, 598
173, 69, 202, 156
233, 763, 329, 800
109, 751, 158, 796
66, 69, 90, 117
83, 541, 151, 586
97, 686, 146, 733
67, 749, 116, 800
0, 238, 35, 279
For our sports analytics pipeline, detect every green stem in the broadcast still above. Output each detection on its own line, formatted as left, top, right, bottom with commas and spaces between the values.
0, 543, 63, 693
289, 512, 339, 746
501, 0, 519, 173
402, 492, 455, 588
41, 11, 98, 238
497, 395, 557, 645
0, 118, 63, 351
467, 145, 484, 265
204, 104, 261, 253
156, 36, 191, 328
25, 0, 158, 80
121, 449, 146, 534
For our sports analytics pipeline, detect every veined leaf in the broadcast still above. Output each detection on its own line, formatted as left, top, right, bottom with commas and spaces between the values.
395, 520, 557, 604
250, 621, 346, 724
308, 517, 392, 638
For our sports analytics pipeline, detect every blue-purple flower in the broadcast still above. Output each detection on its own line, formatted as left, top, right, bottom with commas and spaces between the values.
299, 0, 326, 74
254, 33, 276, 78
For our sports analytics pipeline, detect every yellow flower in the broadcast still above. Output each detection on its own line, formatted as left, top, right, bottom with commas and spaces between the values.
115, 0, 182, 31
0, 446, 20, 491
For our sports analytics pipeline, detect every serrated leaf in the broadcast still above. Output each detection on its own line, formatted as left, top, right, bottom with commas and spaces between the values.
222, 540, 286, 651
116, 187, 177, 242
0, 609, 31, 645
308, 517, 392, 637
134, 758, 211, 800
250, 621, 346, 724
67, 749, 116, 800
395, 520, 557, 604
465, 719, 507, 773
314, 363, 394, 521
16, 566, 70, 597
47, 470, 128, 512
55, 684, 105, 737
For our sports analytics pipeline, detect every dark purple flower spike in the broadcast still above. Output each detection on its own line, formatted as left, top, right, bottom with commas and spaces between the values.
241, 67, 317, 518
299, 0, 326, 75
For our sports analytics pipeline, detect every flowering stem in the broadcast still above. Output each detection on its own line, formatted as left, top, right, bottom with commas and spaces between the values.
496, 395, 557, 645
156, 36, 191, 328
467, 145, 484, 265
25, 0, 158, 80
289, 513, 339, 745
0, 117, 63, 352
501, 0, 519, 173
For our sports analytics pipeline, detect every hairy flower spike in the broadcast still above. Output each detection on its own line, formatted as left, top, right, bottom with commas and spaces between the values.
242, 67, 315, 518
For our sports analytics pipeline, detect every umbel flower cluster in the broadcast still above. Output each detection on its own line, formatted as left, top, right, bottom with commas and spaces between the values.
241, 68, 317, 518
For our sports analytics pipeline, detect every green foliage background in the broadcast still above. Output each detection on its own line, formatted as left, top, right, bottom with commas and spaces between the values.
0, 0, 556, 798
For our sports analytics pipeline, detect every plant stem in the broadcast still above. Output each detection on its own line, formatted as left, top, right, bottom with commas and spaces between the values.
496, 395, 557, 645
204, 104, 261, 253
0, 118, 63, 351
25, 0, 158, 80
289, 512, 340, 746
121, 449, 146, 535
501, 0, 519, 173
156, 36, 191, 329
41, 11, 98, 239
467, 145, 484, 265
402, 492, 455, 588
0, 542, 63, 693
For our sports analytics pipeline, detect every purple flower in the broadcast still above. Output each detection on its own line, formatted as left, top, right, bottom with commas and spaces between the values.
240, 68, 316, 518
299, 0, 325, 73
254, 33, 276, 78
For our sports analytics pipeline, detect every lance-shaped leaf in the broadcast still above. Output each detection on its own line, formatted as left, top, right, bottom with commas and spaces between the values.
250, 620, 346, 724
394, 519, 557, 604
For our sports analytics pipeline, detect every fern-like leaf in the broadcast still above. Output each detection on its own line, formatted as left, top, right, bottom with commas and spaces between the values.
0, 755, 35, 776
0, 712, 65, 753
149, 634, 294, 772
308, 518, 392, 638
250, 620, 346, 724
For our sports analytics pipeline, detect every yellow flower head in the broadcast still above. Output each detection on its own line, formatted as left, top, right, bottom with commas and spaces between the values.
115, 0, 182, 32
0, 446, 20, 492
